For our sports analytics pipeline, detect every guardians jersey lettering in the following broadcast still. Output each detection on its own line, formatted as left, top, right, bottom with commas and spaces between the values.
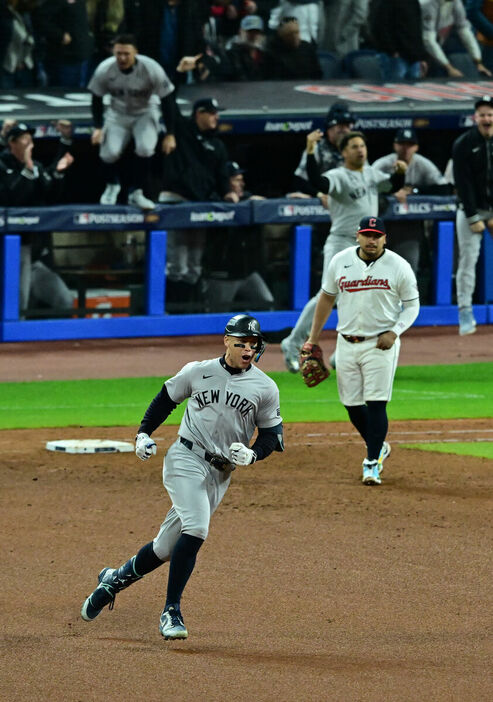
339, 275, 391, 292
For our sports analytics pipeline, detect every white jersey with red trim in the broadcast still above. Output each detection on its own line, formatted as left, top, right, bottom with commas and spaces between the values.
322, 246, 419, 337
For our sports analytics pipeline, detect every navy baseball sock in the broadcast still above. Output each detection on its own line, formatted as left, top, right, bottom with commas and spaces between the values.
345, 404, 368, 444
165, 533, 204, 609
133, 155, 152, 193
112, 542, 164, 592
366, 401, 388, 461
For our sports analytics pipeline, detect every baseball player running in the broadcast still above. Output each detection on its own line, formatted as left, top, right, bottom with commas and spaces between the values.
299, 216, 419, 485
88, 33, 199, 209
281, 130, 407, 373
81, 314, 283, 640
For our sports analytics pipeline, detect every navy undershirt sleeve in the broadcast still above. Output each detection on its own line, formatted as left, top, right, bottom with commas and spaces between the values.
138, 384, 178, 435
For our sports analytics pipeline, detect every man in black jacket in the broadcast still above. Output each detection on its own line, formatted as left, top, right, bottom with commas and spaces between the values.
263, 16, 322, 80
452, 95, 493, 335
158, 97, 238, 302
0, 122, 74, 314
369, 0, 428, 81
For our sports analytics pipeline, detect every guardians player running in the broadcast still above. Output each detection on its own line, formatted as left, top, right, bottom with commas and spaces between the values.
81, 314, 283, 640
299, 216, 419, 485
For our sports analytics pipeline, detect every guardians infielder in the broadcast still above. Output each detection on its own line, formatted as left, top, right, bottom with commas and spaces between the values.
81, 314, 283, 640
452, 95, 493, 335
281, 130, 407, 372
300, 216, 419, 485
88, 33, 187, 209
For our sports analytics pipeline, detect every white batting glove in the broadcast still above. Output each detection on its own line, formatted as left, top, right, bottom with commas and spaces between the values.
135, 432, 157, 461
229, 442, 256, 466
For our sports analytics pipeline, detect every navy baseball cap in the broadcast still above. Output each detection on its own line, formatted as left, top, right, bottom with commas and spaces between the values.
193, 97, 225, 114
227, 161, 245, 177
358, 216, 386, 236
6, 122, 35, 141
474, 95, 493, 110
326, 102, 355, 128
394, 127, 418, 144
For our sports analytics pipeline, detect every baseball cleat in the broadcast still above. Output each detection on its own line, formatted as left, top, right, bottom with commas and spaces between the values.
458, 307, 477, 336
80, 567, 117, 621
280, 338, 300, 373
377, 441, 391, 474
159, 604, 188, 640
100, 183, 121, 205
362, 460, 381, 485
329, 351, 336, 370
128, 188, 155, 210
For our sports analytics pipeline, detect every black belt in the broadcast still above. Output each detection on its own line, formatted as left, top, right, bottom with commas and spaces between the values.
342, 334, 366, 343
179, 437, 234, 471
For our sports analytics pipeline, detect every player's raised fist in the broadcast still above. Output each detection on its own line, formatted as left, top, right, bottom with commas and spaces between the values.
229, 442, 256, 466
135, 432, 157, 460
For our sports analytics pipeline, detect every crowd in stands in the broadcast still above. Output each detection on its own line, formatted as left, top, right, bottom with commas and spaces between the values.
3, 0, 493, 89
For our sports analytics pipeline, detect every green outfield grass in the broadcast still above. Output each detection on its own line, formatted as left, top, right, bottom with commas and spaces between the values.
0, 362, 492, 429
402, 442, 493, 460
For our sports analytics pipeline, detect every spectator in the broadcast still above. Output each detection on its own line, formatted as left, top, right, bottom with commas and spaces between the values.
291, 102, 355, 199
465, 0, 493, 73
31, 0, 94, 88
0, 122, 75, 315
204, 160, 274, 311
222, 14, 267, 80
158, 97, 238, 304
368, 0, 428, 81
269, 0, 322, 44
121, 0, 207, 83
320, 0, 369, 56
86, 0, 125, 72
0, 118, 18, 150
452, 95, 493, 335
0, 0, 36, 89
263, 16, 322, 80
372, 127, 452, 272
88, 33, 185, 210
420, 0, 492, 78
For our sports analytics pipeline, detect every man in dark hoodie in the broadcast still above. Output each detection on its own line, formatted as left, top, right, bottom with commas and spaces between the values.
263, 16, 322, 80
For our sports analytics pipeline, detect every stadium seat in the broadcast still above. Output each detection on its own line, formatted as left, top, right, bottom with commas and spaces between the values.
317, 51, 343, 80
343, 49, 383, 81
446, 52, 480, 79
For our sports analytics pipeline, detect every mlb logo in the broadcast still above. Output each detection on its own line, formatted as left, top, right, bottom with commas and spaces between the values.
74, 213, 91, 224
279, 205, 295, 216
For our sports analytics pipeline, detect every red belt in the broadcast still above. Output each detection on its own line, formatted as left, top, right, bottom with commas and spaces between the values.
342, 334, 366, 343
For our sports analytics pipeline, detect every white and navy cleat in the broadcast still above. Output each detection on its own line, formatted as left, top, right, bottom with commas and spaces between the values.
377, 441, 391, 474
159, 604, 188, 640
280, 338, 300, 373
362, 459, 381, 485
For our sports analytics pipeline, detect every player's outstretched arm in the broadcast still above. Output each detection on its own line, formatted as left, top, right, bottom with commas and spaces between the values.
307, 290, 336, 346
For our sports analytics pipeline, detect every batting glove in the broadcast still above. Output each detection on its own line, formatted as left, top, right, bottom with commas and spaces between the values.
229, 442, 256, 466
135, 432, 157, 461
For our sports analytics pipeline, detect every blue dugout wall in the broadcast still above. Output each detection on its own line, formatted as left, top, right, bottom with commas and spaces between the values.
1, 196, 492, 342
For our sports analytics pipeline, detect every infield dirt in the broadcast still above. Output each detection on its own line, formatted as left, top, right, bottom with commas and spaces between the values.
1, 326, 492, 701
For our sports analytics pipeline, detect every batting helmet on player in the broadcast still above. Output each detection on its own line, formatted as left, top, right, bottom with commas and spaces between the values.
224, 314, 266, 361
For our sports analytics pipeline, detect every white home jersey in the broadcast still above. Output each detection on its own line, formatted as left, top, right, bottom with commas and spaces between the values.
88, 55, 174, 116
165, 358, 282, 459
322, 246, 419, 336
323, 165, 392, 238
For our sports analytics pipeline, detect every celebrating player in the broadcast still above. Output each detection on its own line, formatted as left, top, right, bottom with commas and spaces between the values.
81, 314, 283, 640
280, 129, 407, 373
88, 34, 199, 209
299, 216, 420, 486
452, 95, 493, 335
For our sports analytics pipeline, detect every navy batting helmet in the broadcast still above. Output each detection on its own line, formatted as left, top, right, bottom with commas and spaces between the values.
224, 314, 266, 361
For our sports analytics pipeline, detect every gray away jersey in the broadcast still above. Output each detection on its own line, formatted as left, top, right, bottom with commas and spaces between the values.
324, 164, 392, 238
372, 153, 447, 188
88, 55, 174, 115
165, 358, 282, 459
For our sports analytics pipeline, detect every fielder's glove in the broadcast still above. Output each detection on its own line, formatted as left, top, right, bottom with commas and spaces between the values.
229, 442, 257, 466
135, 432, 157, 461
299, 342, 330, 387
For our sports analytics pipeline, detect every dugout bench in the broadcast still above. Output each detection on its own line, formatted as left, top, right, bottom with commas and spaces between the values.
1, 196, 492, 343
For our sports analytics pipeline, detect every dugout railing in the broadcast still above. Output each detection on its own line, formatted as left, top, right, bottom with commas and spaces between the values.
1, 196, 492, 342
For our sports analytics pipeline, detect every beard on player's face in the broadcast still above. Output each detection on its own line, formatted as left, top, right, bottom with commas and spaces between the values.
357, 232, 386, 259
224, 335, 259, 368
